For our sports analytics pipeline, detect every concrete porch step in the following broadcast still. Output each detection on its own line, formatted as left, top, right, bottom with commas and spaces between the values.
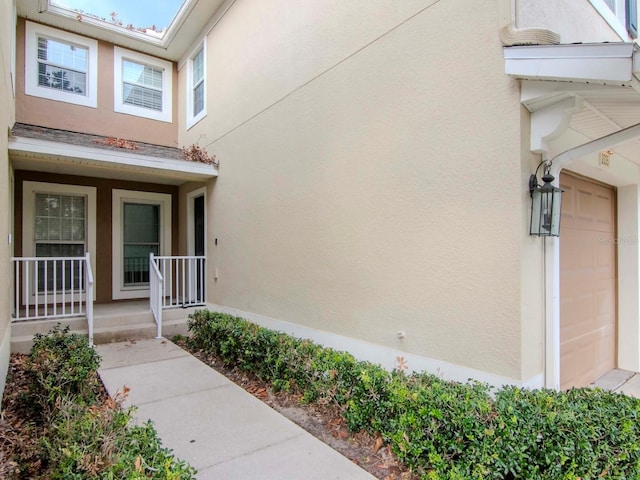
10, 305, 201, 354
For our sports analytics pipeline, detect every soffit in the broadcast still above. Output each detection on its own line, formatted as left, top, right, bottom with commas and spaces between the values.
9, 123, 217, 186
505, 43, 640, 177
16, 0, 228, 61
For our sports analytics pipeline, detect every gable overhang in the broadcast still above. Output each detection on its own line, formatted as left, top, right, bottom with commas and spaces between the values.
9, 136, 217, 186
504, 42, 640, 87
504, 42, 640, 185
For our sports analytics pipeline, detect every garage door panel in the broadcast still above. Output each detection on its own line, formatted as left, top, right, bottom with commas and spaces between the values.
560, 294, 594, 342
561, 326, 615, 389
576, 188, 594, 222
560, 172, 616, 390
595, 193, 615, 229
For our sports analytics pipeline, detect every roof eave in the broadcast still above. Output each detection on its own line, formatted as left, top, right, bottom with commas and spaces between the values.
9, 136, 217, 184
18, 0, 228, 61
504, 42, 639, 86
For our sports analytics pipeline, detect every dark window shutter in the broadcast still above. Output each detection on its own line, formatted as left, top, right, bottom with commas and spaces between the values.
627, 0, 638, 39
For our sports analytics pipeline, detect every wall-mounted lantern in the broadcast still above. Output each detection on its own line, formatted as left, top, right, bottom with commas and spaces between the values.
529, 161, 563, 237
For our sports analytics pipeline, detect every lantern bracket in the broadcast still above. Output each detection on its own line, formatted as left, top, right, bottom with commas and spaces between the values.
529, 160, 552, 197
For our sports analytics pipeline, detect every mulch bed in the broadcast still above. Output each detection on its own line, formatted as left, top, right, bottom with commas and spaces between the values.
1, 346, 415, 479
0, 354, 110, 479
179, 342, 416, 480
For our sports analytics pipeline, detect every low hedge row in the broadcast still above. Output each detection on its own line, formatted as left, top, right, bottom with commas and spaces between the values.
23, 325, 197, 479
187, 310, 640, 479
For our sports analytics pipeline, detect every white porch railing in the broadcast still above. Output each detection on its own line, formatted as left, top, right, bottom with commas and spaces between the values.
149, 254, 206, 338
149, 253, 164, 339
11, 253, 95, 346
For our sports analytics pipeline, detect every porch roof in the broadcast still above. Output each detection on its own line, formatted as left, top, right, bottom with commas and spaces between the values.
504, 42, 640, 186
9, 123, 217, 186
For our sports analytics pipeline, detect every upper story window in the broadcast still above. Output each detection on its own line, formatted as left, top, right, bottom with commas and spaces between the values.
114, 47, 173, 123
186, 42, 206, 129
24, 21, 98, 108
590, 0, 638, 39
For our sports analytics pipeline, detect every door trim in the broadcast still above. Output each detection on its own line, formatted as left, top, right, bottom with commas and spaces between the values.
112, 189, 172, 300
187, 187, 206, 257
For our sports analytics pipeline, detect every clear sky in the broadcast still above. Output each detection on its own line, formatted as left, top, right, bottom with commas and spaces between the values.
52, 0, 186, 31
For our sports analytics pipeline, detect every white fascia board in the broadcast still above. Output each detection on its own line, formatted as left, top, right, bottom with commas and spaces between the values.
8, 136, 217, 179
27, 0, 227, 61
504, 43, 637, 84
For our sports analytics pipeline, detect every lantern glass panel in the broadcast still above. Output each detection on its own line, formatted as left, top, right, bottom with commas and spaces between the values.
530, 183, 562, 237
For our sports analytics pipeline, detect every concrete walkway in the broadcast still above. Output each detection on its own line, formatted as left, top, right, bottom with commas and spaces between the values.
593, 369, 640, 397
96, 338, 375, 480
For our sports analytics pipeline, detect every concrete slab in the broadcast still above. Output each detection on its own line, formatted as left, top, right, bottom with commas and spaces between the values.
98, 355, 229, 406
96, 338, 188, 369
593, 369, 635, 391
97, 339, 376, 480
197, 431, 374, 480
132, 385, 304, 471
615, 373, 640, 398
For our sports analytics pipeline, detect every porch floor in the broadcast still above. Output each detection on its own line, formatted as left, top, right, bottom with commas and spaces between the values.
10, 300, 201, 353
592, 369, 640, 398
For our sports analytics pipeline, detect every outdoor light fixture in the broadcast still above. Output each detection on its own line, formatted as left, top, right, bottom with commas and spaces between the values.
529, 161, 563, 237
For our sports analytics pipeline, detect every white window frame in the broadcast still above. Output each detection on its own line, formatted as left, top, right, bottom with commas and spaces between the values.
24, 21, 98, 108
10, 0, 16, 97
186, 42, 206, 129
113, 46, 173, 123
589, 0, 632, 39
22, 182, 97, 300
112, 189, 172, 300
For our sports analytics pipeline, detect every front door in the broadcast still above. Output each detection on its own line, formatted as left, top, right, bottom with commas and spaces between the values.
122, 202, 160, 287
193, 195, 205, 302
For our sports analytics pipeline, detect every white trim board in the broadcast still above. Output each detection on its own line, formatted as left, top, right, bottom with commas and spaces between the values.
24, 21, 98, 108
9, 136, 217, 181
504, 42, 638, 86
22, 181, 97, 300
204, 303, 545, 390
187, 187, 206, 257
112, 189, 172, 300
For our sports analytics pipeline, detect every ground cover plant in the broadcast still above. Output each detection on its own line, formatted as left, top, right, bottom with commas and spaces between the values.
187, 309, 640, 480
0, 325, 196, 479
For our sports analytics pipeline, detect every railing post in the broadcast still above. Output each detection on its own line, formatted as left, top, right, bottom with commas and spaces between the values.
85, 252, 94, 347
149, 253, 163, 338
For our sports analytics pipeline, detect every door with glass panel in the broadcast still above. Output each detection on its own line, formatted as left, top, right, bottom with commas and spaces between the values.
122, 202, 160, 287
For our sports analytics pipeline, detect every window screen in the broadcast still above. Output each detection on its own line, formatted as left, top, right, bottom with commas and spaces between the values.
123, 203, 160, 286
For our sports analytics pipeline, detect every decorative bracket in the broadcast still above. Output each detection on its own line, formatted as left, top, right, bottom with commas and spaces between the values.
529, 96, 583, 155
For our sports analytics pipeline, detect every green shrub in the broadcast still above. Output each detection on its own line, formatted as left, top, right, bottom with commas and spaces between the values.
26, 324, 101, 414
188, 310, 640, 479
19, 326, 197, 479
105, 420, 197, 479
491, 386, 640, 479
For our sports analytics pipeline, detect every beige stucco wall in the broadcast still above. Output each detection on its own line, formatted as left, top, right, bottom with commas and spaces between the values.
180, 0, 530, 381
0, 1, 16, 400
15, 18, 179, 148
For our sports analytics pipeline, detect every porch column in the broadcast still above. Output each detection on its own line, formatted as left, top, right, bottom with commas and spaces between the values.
617, 185, 640, 372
